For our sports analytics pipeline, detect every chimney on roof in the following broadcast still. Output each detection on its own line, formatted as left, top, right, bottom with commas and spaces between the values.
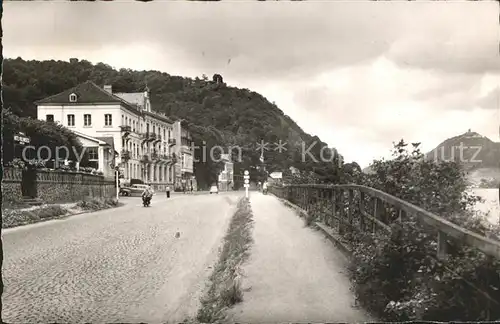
104, 85, 112, 94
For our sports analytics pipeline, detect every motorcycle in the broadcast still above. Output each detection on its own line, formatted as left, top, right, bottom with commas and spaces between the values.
142, 196, 152, 207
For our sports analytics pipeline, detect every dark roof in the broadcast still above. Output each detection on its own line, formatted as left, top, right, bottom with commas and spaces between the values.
35, 81, 141, 115
35, 81, 120, 104
35, 81, 180, 125
95, 136, 114, 147
143, 110, 174, 124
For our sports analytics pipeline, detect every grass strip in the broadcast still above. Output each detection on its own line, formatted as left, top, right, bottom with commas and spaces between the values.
195, 197, 254, 323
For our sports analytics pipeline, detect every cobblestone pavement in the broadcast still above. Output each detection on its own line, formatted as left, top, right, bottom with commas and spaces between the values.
2, 192, 241, 323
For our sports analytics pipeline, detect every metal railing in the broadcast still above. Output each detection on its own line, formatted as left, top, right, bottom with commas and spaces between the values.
270, 184, 500, 260
120, 125, 131, 133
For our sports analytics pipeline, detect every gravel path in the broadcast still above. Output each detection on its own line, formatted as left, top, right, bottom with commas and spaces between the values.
227, 192, 372, 323
2, 192, 241, 323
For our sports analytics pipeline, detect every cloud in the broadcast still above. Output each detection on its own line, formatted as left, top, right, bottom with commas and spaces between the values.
385, 2, 499, 75
3, 1, 498, 168
477, 87, 500, 110
6, 1, 496, 80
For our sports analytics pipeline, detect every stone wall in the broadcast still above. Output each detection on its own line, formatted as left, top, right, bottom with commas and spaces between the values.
2, 168, 23, 205
2, 167, 116, 205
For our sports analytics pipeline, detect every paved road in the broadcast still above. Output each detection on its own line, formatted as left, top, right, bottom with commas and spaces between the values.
2, 192, 241, 323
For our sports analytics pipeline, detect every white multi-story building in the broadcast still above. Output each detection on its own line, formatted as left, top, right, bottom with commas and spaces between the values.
218, 154, 234, 191
35, 81, 194, 189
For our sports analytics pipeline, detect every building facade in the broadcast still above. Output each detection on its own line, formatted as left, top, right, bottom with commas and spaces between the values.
172, 120, 195, 190
218, 154, 234, 191
72, 130, 116, 177
35, 81, 194, 190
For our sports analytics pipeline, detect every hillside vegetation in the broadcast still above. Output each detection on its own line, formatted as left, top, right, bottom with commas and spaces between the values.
425, 130, 500, 171
3, 57, 342, 188
426, 130, 500, 188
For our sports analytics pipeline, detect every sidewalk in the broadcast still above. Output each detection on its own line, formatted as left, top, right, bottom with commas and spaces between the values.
227, 193, 371, 323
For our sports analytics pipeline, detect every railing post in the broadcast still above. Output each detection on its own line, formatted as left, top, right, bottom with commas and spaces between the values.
398, 209, 404, 222
375, 198, 387, 225
302, 187, 306, 211
437, 230, 448, 260
372, 197, 378, 233
318, 188, 324, 222
348, 189, 354, 227
359, 191, 366, 231
332, 188, 337, 229
338, 189, 344, 235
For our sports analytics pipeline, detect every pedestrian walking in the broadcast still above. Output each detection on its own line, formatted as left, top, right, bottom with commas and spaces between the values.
166, 185, 171, 198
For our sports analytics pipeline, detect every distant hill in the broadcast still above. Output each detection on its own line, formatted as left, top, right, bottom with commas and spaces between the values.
425, 130, 500, 171
362, 130, 500, 183
426, 130, 500, 187
3, 57, 343, 188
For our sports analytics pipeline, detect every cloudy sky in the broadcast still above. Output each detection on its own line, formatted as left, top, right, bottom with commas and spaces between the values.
4, 1, 499, 168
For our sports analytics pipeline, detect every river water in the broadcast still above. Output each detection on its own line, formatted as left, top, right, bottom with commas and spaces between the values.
469, 188, 499, 225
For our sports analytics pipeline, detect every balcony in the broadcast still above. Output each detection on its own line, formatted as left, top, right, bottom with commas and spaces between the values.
121, 150, 131, 162
141, 132, 157, 143
120, 125, 131, 137
153, 134, 162, 143
168, 139, 176, 146
141, 154, 150, 163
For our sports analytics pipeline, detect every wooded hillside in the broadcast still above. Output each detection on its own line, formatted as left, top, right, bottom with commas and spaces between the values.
3, 57, 343, 188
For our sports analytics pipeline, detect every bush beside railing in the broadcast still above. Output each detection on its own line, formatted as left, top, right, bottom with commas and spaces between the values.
270, 184, 500, 321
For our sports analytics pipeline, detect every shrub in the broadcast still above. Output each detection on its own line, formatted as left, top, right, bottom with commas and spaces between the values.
36, 205, 68, 219
77, 199, 103, 210
341, 140, 500, 321
77, 197, 119, 210
2, 205, 68, 228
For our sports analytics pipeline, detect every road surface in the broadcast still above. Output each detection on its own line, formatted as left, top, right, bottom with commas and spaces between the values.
227, 193, 372, 323
2, 192, 241, 323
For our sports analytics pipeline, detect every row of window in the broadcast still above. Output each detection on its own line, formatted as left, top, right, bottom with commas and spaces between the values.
46, 114, 112, 127
123, 139, 169, 159
122, 115, 171, 139
122, 163, 173, 182
46, 114, 175, 140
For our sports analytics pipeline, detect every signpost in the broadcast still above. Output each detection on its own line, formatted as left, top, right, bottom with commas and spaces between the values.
115, 166, 120, 200
244, 170, 250, 198
14, 132, 30, 144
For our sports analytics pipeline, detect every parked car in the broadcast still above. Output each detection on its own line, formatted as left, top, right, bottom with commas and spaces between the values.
209, 185, 219, 194
120, 184, 150, 196
130, 178, 145, 186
